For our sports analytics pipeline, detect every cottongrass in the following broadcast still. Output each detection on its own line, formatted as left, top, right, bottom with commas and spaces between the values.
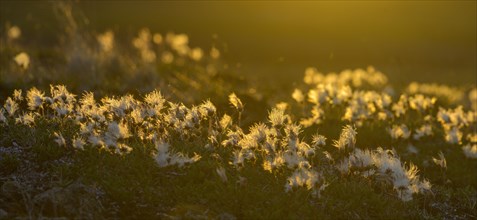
388, 124, 411, 140
406, 82, 464, 105
228, 93, 243, 112
8, 25, 21, 40
154, 140, 201, 168
462, 144, 477, 159
332, 125, 357, 150
338, 147, 431, 201
432, 151, 447, 169
53, 132, 66, 147
2, 72, 475, 202
216, 166, 228, 183
14, 52, 30, 69
285, 166, 328, 198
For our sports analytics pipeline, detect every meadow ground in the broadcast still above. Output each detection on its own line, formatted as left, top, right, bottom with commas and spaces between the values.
0, 2, 476, 219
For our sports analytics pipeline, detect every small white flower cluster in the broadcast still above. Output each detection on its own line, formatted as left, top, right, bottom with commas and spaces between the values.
462, 131, 477, 159
285, 163, 328, 198
130, 28, 218, 64
6, 26, 30, 69
303, 66, 388, 89
294, 67, 394, 127
297, 84, 440, 130
390, 94, 436, 118
14, 52, 30, 69
228, 93, 244, 112
462, 144, 477, 159
388, 124, 411, 140
294, 85, 353, 127
97, 30, 114, 53
408, 94, 437, 113
290, 67, 477, 158
1, 85, 216, 161
132, 28, 157, 63
406, 82, 464, 105
437, 106, 474, 145
7, 25, 21, 40
342, 91, 392, 124
413, 124, 433, 140
336, 143, 431, 202
154, 140, 201, 168
220, 105, 329, 196
333, 125, 357, 150
432, 151, 447, 169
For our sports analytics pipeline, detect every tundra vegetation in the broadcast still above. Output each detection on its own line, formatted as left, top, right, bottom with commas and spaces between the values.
0, 2, 476, 219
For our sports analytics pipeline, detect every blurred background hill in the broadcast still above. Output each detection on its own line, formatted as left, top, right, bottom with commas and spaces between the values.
2, 1, 475, 87
1, 0, 476, 103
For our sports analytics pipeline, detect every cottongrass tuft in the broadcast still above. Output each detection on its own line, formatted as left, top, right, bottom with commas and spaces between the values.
72, 136, 86, 150
0, 109, 6, 124
14, 52, 30, 69
333, 125, 357, 150
228, 93, 243, 111
292, 89, 305, 103
153, 140, 201, 168
311, 134, 327, 147
8, 25, 21, 40
216, 166, 228, 183
432, 151, 447, 169
269, 108, 287, 127
388, 124, 411, 140
54, 132, 66, 147
335, 136, 432, 202
462, 144, 477, 159
26, 87, 45, 110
